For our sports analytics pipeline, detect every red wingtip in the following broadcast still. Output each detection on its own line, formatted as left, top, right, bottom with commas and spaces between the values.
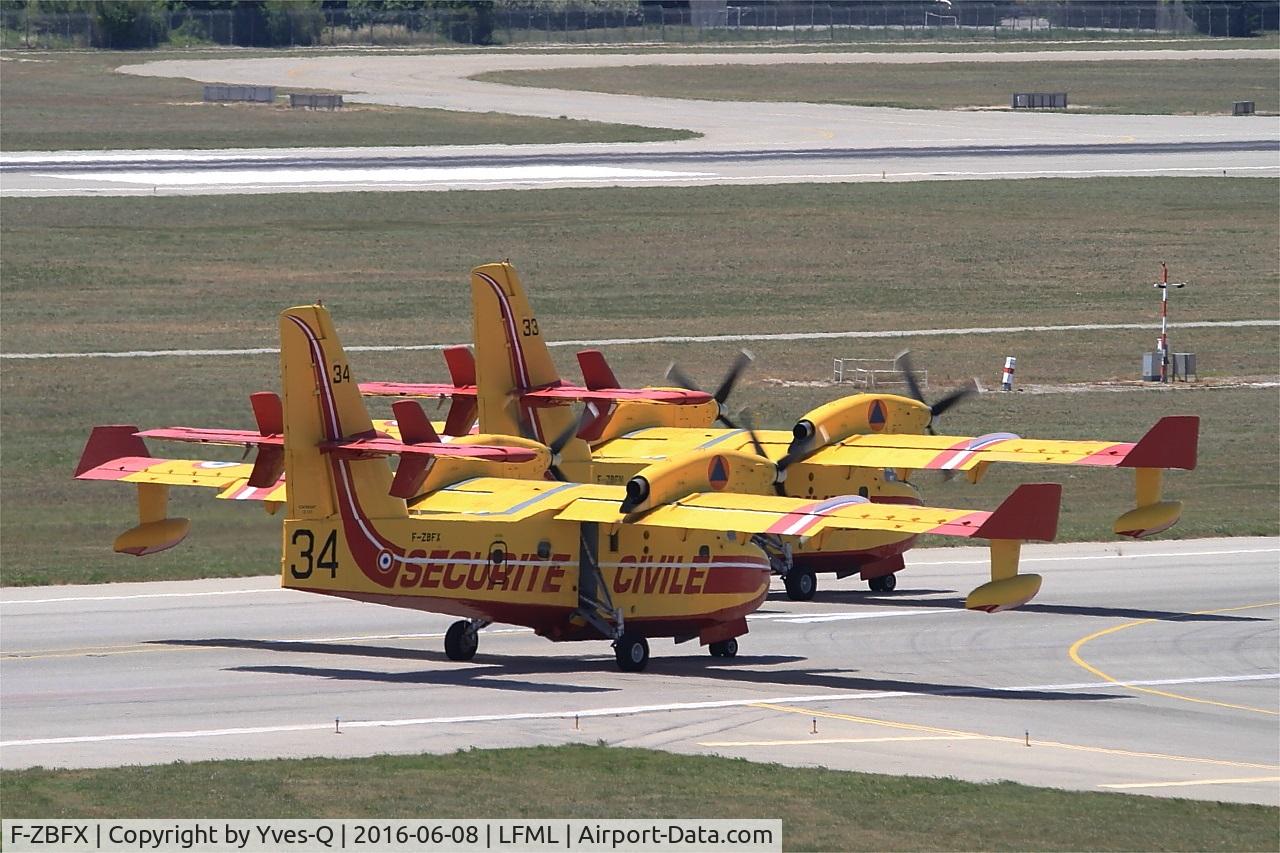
443, 346, 476, 388
1122, 416, 1199, 470
250, 391, 283, 436
577, 350, 620, 390
75, 425, 148, 478
391, 399, 442, 445
976, 483, 1061, 542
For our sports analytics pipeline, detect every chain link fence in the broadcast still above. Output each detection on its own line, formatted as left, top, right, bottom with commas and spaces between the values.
0, 2, 1267, 51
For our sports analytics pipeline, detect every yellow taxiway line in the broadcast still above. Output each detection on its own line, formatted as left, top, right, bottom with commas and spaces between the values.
1100, 776, 1280, 790
751, 703, 1280, 771
1068, 601, 1279, 716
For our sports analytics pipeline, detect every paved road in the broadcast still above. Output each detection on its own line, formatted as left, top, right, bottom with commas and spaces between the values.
3, 49, 1276, 196
4, 537, 1277, 805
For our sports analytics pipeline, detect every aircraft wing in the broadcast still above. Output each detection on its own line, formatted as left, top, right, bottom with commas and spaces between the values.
408, 478, 615, 521
555, 484, 1059, 543
801, 416, 1198, 472
361, 381, 710, 407
590, 427, 786, 462
359, 381, 475, 399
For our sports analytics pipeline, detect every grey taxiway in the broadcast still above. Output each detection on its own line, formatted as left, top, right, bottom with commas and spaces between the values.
3, 49, 1277, 196
3, 537, 1276, 805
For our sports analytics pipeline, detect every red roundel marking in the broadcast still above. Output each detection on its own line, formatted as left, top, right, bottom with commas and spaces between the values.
868, 399, 888, 433
707, 454, 730, 491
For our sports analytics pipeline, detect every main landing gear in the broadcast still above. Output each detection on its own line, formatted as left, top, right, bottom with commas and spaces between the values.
868, 573, 898, 593
783, 567, 817, 601
708, 638, 738, 658
613, 633, 649, 672
444, 619, 489, 661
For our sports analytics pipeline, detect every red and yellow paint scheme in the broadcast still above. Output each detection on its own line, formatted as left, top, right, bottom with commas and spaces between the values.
367, 261, 1196, 599
76, 305, 1062, 670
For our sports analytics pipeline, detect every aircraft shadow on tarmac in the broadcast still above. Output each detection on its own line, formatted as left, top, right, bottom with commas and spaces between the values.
789, 589, 1269, 623
655, 658, 1122, 702
161, 638, 1117, 702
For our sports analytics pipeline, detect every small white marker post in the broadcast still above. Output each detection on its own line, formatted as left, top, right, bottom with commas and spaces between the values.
1153, 261, 1187, 383
1000, 356, 1016, 392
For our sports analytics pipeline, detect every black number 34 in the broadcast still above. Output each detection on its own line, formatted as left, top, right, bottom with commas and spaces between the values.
332, 363, 350, 383
290, 529, 339, 579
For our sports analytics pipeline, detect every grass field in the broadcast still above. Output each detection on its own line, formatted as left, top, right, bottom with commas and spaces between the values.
3, 745, 1276, 851
477, 57, 1280, 114
0, 51, 695, 151
2, 179, 1276, 585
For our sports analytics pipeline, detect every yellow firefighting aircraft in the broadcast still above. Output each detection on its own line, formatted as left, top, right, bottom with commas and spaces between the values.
363, 262, 1198, 601
76, 305, 1062, 671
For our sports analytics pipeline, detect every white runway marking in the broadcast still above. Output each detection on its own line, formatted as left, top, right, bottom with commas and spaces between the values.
42, 164, 707, 188
3, 673, 1274, 748
3, 320, 1275, 361
910, 546, 1280, 568
1100, 776, 1280, 790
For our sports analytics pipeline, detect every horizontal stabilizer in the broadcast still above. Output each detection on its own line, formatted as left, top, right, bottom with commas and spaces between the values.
1120, 416, 1199, 470
319, 435, 537, 462
136, 427, 284, 448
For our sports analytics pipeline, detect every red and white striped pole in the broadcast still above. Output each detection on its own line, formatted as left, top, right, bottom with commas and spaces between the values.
1153, 262, 1186, 383
1000, 356, 1016, 391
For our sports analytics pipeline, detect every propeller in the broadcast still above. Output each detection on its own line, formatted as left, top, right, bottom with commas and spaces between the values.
544, 407, 593, 482
737, 410, 787, 497
666, 350, 754, 429
895, 350, 977, 435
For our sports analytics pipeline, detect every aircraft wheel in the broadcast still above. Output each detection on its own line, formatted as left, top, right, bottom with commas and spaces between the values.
783, 568, 817, 601
880, 573, 898, 592
614, 633, 649, 672
709, 638, 738, 658
444, 620, 478, 661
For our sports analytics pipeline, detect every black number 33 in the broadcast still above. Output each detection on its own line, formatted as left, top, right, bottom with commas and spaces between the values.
522, 318, 539, 336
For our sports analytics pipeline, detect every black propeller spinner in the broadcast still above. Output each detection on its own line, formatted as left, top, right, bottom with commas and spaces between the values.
665, 350, 754, 429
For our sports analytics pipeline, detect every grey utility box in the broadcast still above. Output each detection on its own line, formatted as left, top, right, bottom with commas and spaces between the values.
1142, 352, 1162, 381
1234, 101, 1256, 116
1173, 352, 1197, 381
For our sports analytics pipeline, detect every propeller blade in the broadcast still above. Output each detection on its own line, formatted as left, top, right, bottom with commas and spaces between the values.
545, 407, 593, 482
665, 362, 703, 393
895, 350, 926, 404
930, 381, 977, 419
739, 410, 784, 496
713, 350, 754, 406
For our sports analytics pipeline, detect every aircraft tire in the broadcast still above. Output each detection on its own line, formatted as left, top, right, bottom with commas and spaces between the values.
614, 634, 649, 672
444, 620, 478, 661
783, 568, 817, 601
880, 573, 898, 592
709, 638, 738, 658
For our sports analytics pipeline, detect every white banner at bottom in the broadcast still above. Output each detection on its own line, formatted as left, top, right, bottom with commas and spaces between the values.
3, 819, 782, 853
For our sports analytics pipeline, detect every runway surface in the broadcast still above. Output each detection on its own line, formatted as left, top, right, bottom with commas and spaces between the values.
3, 537, 1277, 805
3, 49, 1277, 196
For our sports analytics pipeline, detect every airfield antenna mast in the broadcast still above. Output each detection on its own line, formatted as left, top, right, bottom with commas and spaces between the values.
1153, 262, 1187, 382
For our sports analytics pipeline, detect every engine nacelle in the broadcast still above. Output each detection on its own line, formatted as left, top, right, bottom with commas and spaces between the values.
792, 394, 932, 452
622, 450, 777, 514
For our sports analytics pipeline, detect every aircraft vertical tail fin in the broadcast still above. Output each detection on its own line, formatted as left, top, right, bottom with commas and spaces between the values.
279, 305, 406, 522
470, 262, 579, 449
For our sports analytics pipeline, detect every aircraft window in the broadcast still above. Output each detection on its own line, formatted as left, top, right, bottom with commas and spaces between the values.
698, 545, 710, 558
536, 540, 551, 559
858, 487, 869, 498
608, 531, 619, 552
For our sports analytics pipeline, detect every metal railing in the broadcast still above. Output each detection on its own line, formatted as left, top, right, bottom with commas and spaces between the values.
833, 358, 922, 390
